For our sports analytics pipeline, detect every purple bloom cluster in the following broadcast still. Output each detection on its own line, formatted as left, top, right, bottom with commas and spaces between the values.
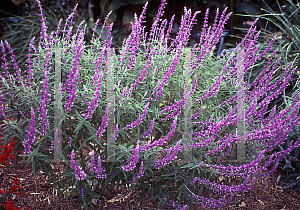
36, 0, 48, 47
23, 107, 36, 155
122, 140, 139, 172
99, 11, 113, 41
140, 116, 178, 152
81, 22, 113, 118
89, 150, 97, 172
64, 30, 86, 113
82, 71, 103, 118
118, 2, 147, 70
70, 150, 86, 181
152, 48, 182, 101
141, 118, 155, 138
25, 37, 37, 87
126, 46, 156, 99
148, 0, 166, 43
131, 161, 144, 184
88, 151, 107, 178
96, 155, 107, 179
5, 41, 22, 85
193, 7, 232, 66
95, 103, 110, 137
0, 90, 5, 121
69, 137, 72, 147
109, 124, 119, 142
0, 40, 9, 78
153, 140, 181, 169
169, 200, 188, 210
124, 102, 149, 130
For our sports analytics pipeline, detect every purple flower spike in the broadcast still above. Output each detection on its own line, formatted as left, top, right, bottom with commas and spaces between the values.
90, 151, 97, 172
124, 102, 149, 130
96, 155, 107, 179
122, 140, 140, 172
69, 137, 72, 147
24, 107, 36, 155
70, 150, 86, 181
95, 103, 110, 137
141, 118, 155, 138
0, 40, 9, 78
132, 161, 144, 184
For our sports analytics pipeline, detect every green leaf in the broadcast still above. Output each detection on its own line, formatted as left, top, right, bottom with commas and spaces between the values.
85, 188, 100, 198
73, 122, 84, 133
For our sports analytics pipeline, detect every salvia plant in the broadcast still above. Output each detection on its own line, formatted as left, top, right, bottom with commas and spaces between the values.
0, 0, 300, 209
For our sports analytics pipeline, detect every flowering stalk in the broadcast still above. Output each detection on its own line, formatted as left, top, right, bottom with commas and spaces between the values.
95, 103, 110, 137
0, 41, 10, 78
122, 140, 139, 172
124, 102, 149, 130
132, 161, 144, 184
70, 150, 86, 181
96, 155, 107, 179
23, 107, 36, 155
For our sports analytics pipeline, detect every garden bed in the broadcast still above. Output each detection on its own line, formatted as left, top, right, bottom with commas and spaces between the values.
1, 135, 300, 210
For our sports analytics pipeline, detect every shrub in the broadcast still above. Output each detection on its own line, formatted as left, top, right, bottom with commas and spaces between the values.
1, 0, 300, 209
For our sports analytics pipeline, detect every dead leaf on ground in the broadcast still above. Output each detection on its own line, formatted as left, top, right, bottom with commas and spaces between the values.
239, 202, 246, 207
107, 191, 132, 203
257, 199, 264, 206
218, 176, 225, 182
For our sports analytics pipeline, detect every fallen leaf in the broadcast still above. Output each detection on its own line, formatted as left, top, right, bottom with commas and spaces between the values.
239, 202, 246, 207
258, 199, 264, 206
107, 192, 132, 203
218, 176, 225, 182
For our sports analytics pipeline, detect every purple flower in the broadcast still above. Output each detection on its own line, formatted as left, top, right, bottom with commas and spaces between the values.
141, 118, 155, 138
124, 102, 149, 130
5, 41, 22, 85
69, 137, 72, 147
24, 107, 36, 155
95, 103, 110, 137
82, 71, 103, 119
0, 40, 10, 78
54, 18, 63, 41
132, 161, 144, 184
96, 155, 107, 179
152, 48, 182, 101
89, 151, 97, 172
122, 140, 139, 172
153, 139, 181, 169
51, 128, 59, 153
0, 90, 5, 120
99, 10, 113, 40
25, 37, 36, 87
70, 150, 86, 181
64, 40, 85, 113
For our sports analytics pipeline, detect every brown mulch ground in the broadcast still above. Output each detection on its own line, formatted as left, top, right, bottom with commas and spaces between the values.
1, 135, 300, 210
